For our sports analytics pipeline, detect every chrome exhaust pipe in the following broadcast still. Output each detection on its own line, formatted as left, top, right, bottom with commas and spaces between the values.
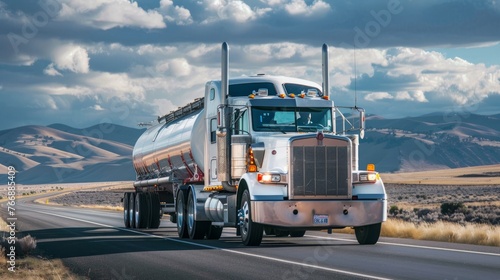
322, 43, 329, 97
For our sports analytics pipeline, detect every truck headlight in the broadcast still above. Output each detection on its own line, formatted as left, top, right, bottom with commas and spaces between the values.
357, 172, 378, 183
258, 173, 281, 183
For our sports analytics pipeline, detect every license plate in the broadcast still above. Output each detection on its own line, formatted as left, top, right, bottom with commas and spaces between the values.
313, 214, 329, 225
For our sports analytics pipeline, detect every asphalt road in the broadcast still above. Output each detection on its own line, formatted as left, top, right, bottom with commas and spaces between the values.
3, 196, 500, 280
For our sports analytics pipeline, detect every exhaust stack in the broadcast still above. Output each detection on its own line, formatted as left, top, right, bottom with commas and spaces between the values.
322, 43, 329, 97
217, 42, 235, 192
221, 42, 229, 107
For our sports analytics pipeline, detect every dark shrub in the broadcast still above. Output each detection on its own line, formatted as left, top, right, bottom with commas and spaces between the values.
441, 202, 466, 215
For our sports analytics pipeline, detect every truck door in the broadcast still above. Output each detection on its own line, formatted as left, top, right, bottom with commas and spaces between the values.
206, 86, 220, 185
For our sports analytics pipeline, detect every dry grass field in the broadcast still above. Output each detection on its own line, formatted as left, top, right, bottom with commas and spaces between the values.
382, 164, 500, 185
377, 164, 500, 246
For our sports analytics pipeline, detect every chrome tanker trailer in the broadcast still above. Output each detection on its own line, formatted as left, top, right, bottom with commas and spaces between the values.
123, 43, 387, 246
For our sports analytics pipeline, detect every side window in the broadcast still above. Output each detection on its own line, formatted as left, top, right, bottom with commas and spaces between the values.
210, 88, 215, 101
233, 109, 248, 135
210, 118, 217, 143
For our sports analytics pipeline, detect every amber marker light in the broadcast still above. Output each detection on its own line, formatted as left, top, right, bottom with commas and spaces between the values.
367, 164, 375, 171
247, 147, 258, 172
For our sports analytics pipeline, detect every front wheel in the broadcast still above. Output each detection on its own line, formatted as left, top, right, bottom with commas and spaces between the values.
239, 189, 263, 246
355, 223, 381, 245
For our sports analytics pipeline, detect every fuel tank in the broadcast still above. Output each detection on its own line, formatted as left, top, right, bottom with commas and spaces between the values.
132, 109, 205, 185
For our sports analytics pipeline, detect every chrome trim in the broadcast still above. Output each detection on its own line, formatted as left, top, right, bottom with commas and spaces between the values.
251, 200, 386, 227
289, 135, 352, 199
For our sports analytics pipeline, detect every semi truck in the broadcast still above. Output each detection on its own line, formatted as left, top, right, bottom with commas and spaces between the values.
123, 42, 387, 246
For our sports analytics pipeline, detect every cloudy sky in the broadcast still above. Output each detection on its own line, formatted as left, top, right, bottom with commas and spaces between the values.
1, 0, 500, 130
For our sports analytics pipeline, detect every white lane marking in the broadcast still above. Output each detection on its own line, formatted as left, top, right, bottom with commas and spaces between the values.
32, 210, 391, 280
305, 235, 500, 257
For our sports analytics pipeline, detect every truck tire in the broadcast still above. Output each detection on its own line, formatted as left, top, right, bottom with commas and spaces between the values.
135, 193, 150, 229
176, 189, 188, 238
239, 189, 263, 246
129, 193, 136, 228
206, 225, 223, 240
290, 230, 306, 237
187, 191, 209, 239
149, 192, 161, 229
123, 193, 131, 228
355, 223, 381, 245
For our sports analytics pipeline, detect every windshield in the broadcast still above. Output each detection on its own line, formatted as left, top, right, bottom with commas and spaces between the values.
252, 107, 333, 133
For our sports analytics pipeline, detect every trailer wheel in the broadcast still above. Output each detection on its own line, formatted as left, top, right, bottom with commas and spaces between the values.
123, 193, 131, 228
129, 193, 136, 228
135, 193, 150, 229
239, 189, 263, 246
355, 223, 381, 245
176, 189, 188, 238
149, 192, 161, 229
290, 230, 306, 237
187, 191, 209, 239
206, 225, 223, 240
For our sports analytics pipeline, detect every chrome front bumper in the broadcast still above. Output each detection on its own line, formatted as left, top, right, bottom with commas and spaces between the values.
251, 200, 387, 228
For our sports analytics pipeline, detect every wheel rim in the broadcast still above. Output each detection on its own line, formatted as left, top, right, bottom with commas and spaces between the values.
240, 200, 250, 238
177, 195, 184, 232
187, 195, 195, 233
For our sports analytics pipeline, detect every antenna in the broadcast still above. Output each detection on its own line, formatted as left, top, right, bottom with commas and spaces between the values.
353, 44, 358, 108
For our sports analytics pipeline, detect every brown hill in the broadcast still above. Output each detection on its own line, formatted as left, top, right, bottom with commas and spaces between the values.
0, 124, 142, 184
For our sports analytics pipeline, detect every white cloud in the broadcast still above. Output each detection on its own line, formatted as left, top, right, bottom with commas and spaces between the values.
201, 0, 270, 23
156, 58, 191, 77
152, 98, 176, 116
51, 45, 90, 73
217, 1, 254, 22
37, 84, 92, 96
395, 91, 428, 102
284, 0, 331, 17
90, 104, 104, 111
158, 0, 193, 25
58, 0, 166, 30
44, 63, 63, 76
260, 0, 285, 5
365, 92, 393, 101
85, 72, 145, 98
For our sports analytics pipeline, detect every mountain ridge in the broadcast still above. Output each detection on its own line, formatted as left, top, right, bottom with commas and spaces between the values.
1, 112, 499, 184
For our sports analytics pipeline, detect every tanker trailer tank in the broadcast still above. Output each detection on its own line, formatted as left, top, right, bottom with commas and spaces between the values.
132, 108, 206, 189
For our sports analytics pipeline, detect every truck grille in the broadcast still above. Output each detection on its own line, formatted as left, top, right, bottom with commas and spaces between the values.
290, 138, 351, 199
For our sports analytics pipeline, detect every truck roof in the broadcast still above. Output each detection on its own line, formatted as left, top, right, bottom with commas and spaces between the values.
228, 74, 322, 92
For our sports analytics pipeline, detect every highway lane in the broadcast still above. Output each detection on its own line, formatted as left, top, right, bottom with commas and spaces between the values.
4, 198, 500, 280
